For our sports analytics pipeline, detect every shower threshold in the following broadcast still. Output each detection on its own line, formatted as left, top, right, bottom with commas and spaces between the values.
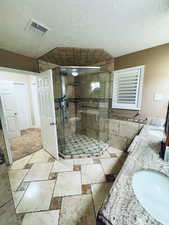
59, 134, 109, 159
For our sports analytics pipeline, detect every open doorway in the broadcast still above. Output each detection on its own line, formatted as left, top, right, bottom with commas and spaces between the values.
0, 69, 42, 162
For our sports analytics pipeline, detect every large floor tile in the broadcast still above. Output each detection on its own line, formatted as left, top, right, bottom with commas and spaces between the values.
81, 164, 106, 184
9, 169, 29, 191
91, 183, 112, 214
59, 195, 96, 225
29, 150, 51, 163
24, 162, 53, 181
0, 164, 13, 207
54, 171, 81, 197
52, 160, 73, 173
16, 180, 55, 213
21, 210, 60, 225
0, 200, 21, 225
73, 158, 93, 165
10, 155, 32, 170
100, 158, 122, 175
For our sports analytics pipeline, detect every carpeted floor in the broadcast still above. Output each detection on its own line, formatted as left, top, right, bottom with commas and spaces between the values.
11, 128, 43, 161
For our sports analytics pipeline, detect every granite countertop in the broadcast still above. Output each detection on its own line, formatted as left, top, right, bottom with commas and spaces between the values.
98, 125, 169, 225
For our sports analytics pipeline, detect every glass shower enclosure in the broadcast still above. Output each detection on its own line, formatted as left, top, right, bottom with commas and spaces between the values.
52, 66, 111, 158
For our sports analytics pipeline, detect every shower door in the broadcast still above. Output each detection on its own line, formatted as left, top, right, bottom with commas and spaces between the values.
75, 71, 110, 155
52, 69, 76, 157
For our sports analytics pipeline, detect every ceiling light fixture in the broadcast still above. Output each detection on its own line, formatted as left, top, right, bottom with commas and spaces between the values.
72, 71, 79, 76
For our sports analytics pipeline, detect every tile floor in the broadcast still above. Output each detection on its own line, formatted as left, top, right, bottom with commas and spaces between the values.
59, 135, 109, 158
8, 147, 127, 225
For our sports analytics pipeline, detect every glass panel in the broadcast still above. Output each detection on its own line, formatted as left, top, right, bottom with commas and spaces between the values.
52, 67, 111, 157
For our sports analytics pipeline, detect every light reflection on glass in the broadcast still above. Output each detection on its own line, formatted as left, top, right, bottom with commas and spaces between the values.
91, 82, 100, 92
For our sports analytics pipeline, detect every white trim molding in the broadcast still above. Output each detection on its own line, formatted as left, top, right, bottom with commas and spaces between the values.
0, 66, 39, 76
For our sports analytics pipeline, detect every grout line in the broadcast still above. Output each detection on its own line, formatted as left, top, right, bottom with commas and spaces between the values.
57, 198, 62, 225
90, 184, 97, 219
12, 150, 35, 165
48, 161, 55, 179
42, 148, 57, 161
15, 191, 25, 209
11, 172, 31, 211
16, 193, 98, 215
13, 175, 113, 187
99, 158, 106, 178
80, 163, 82, 193
50, 170, 58, 201
0, 198, 13, 209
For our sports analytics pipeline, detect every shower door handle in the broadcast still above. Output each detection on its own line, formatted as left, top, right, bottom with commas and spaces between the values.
50, 122, 56, 126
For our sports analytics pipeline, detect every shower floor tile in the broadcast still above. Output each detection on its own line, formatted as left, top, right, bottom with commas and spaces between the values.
59, 135, 108, 158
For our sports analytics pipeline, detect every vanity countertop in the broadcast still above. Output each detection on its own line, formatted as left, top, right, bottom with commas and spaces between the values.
97, 125, 169, 225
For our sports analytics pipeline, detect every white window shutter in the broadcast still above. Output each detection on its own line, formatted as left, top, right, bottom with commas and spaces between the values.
112, 66, 144, 110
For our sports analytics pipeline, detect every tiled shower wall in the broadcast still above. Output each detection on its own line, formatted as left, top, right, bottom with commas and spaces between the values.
52, 69, 77, 139
97, 118, 142, 151
77, 111, 142, 151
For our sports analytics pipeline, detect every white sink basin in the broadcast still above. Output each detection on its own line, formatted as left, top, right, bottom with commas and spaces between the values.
132, 170, 169, 225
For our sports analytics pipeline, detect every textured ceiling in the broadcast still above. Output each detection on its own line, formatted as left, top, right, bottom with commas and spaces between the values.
39, 47, 114, 66
1, 0, 169, 58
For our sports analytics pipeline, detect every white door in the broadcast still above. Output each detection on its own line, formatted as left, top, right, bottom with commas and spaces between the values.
0, 81, 20, 139
14, 82, 31, 130
37, 70, 58, 159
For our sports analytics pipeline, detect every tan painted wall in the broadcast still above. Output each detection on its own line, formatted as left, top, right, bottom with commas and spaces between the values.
115, 43, 169, 120
0, 49, 38, 72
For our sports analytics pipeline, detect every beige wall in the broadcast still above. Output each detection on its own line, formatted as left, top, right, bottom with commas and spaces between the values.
115, 43, 169, 120
0, 49, 38, 72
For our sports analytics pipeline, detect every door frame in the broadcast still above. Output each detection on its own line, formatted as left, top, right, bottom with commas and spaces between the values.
30, 79, 41, 128
0, 97, 13, 164
0, 67, 39, 165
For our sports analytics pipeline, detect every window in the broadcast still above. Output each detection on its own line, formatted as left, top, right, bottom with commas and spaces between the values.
112, 66, 144, 110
